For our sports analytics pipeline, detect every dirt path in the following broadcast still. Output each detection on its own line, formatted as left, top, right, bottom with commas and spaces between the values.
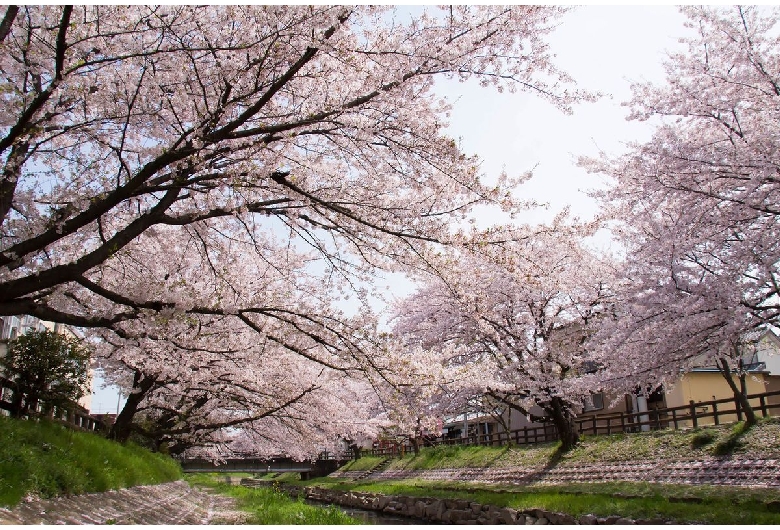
0, 480, 246, 525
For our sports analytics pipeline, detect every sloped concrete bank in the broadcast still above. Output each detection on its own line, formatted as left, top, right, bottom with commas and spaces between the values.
330, 457, 780, 489
267, 483, 671, 525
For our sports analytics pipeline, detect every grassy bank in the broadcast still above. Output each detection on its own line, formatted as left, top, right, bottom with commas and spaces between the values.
383, 418, 780, 471
313, 477, 780, 524
268, 418, 780, 524
0, 415, 182, 507
185, 473, 359, 524
336, 455, 385, 472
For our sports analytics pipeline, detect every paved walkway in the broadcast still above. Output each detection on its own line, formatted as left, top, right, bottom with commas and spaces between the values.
0, 480, 246, 525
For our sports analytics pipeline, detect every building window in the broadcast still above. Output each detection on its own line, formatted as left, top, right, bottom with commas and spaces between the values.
583, 392, 605, 412
1, 316, 20, 340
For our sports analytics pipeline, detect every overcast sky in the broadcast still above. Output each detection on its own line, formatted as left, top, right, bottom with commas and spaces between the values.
90, 5, 692, 414
442, 5, 689, 226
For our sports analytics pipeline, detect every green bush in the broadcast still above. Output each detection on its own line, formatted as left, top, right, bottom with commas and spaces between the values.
689, 430, 716, 449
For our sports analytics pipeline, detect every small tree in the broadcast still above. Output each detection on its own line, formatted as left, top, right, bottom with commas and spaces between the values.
1, 330, 90, 418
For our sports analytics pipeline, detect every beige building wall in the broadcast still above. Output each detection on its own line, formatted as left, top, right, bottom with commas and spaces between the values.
764, 376, 780, 407
665, 372, 768, 427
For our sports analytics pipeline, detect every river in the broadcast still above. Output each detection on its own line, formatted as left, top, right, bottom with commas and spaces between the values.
304, 499, 436, 525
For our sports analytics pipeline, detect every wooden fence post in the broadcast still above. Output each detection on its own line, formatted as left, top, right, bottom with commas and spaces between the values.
760, 395, 768, 418
671, 409, 678, 430
712, 402, 719, 425
736, 398, 743, 422
689, 400, 698, 428
620, 411, 626, 433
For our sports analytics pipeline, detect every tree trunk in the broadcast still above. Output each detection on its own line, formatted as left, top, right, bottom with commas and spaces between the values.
548, 396, 579, 451
23, 392, 40, 418
410, 436, 420, 455
9, 385, 24, 418
109, 371, 156, 442
717, 357, 757, 427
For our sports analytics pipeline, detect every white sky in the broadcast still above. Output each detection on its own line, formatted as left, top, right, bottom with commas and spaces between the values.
442, 5, 688, 226
90, 5, 691, 413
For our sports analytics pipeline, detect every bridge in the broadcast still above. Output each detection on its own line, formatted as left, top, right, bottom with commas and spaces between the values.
179, 456, 351, 479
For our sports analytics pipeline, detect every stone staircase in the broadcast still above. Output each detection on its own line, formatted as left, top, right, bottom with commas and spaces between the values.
355, 457, 392, 480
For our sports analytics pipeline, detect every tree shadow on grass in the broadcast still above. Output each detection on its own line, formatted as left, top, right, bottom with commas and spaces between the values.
480, 445, 513, 469
712, 422, 751, 456
543, 444, 567, 469
406, 443, 512, 470
517, 443, 567, 485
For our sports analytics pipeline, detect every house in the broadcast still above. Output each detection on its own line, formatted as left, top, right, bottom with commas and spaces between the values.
481, 329, 780, 438
753, 328, 780, 399
441, 410, 500, 441
577, 328, 780, 430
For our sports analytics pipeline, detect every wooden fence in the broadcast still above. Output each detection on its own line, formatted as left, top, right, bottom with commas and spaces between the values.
575, 389, 780, 436
0, 375, 106, 432
365, 389, 780, 457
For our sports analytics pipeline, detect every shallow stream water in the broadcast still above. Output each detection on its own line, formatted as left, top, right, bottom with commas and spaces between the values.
304, 498, 436, 525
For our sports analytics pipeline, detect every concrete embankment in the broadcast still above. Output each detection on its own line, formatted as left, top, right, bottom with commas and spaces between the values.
330, 457, 780, 489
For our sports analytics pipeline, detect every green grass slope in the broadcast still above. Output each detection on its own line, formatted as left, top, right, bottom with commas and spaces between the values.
385, 417, 780, 471
289, 418, 780, 524
186, 474, 360, 524
0, 415, 182, 507
335, 455, 386, 472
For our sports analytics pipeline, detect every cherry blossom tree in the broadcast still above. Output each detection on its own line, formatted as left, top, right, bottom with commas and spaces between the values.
364, 340, 490, 455
0, 5, 592, 456
0, 5, 586, 327
587, 6, 780, 425
393, 220, 615, 451
94, 315, 388, 458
